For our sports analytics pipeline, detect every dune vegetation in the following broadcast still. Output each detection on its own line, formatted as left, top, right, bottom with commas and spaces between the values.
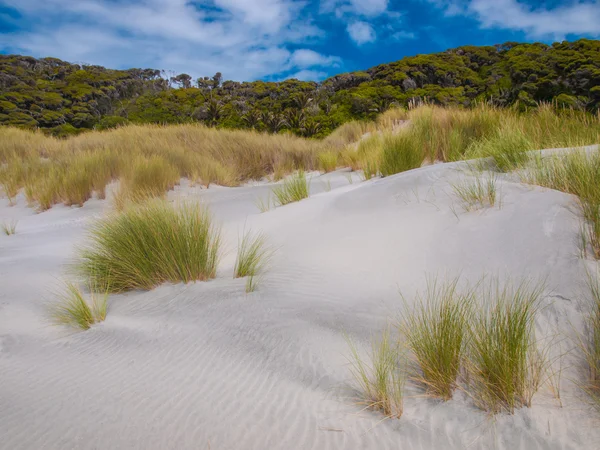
400, 277, 474, 400
466, 279, 545, 414
1, 103, 599, 214
451, 172, 499, 211
1, 219, 17, 235
234, 229, 273, 288
350, 277, 548, 418
48, 281, 108, 330
271, 170, 310, 206
578, 273, 600, 409
347, 328, 405, 419
76, 199, 221, 292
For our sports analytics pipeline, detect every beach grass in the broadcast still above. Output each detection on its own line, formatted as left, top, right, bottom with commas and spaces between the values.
48, 281, 108, 330
318, 151, 338, 173
76, 199, 221, 292
1, 219, 17, 235
578, 272, 600, 409
379, 132, 424, 177
451, 172, 498, 211
234, 229, 272, 279
272, 171, 309, 206
400, 277, 474, 400
466, 278, 545, 413
347, 328, 405, 419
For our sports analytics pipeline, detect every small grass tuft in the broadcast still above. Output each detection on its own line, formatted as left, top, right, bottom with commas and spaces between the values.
347, 328, 405, 419
254, 194, 273, 213
400, 277, 474, 400
1, 219, 17, 235
451, 172, 498, 211
234, 229, 272, 279
48, 281, 108, 330
76, 199, 221, 292
272, 171, 309, 206
466, 278, 545, 414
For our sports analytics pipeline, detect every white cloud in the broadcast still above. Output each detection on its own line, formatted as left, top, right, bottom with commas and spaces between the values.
286, 69, 328, 80
347, 21, 376, 44
391, 30, 416, 41
290, 49, 341, 68
469, 0, 600, 39
321, 0, 389, 17
0, 0, 338, 81
430, 0, 600, 39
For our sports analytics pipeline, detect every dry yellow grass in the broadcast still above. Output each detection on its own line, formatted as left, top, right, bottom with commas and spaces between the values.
0, 124, 330, 210
1, 105, 598, 212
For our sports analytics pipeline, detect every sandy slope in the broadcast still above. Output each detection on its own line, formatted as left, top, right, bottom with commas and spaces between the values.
1, 161, 600, 450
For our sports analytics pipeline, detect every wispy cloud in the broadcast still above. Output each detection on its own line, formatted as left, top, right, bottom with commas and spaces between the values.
346, 21, 377, 45
0, 0, 336, 81
432, 0, 600, 39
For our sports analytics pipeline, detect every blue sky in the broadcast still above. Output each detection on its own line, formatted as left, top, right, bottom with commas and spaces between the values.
1, 0, 599, 82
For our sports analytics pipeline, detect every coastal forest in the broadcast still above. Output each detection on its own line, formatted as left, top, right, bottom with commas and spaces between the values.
1, 39, 599, 137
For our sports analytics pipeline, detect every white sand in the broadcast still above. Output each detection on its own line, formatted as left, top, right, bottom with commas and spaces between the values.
1, 161, 600, 449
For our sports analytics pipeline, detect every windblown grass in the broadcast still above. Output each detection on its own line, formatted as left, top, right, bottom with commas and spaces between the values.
318, 151, 338, 173
577, 272, 600, 409
469, 127, 533, 172
452, 172, 498, 211
76, 199, 221, 292
48, 281, 108, 330
272, 171, 309, 206
1, 219, 17, 235
466, 278, 545, 414
0, 124, 328, 210
234, 229, 272, 279
400, 277, 474, 400
347, 328, 405, 419
379, 132, 424, 177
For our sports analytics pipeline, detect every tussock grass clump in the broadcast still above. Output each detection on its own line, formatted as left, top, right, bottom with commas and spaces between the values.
400, 278, 473, 400
76, 199, 221, 292
452, 172, 498, 211
470, 127, 533, 172
467, 279, 545, 414
347, 328, 405, 419
578, 273, 600, 409
379, 132, 424, 177
234, 230, 272, 279
1, 219, 17, 235
48, 281, 108, 330
272, 171, 309, 206
318, 151, 338, 173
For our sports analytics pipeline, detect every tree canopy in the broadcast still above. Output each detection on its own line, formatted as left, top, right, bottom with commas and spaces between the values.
1, 39, 599, 137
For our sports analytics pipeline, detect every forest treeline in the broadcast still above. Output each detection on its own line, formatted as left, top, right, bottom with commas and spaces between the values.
1, 39, 599, 137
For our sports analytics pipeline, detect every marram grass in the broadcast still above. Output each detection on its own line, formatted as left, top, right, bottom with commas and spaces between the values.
234, 229, 272, 279
272, 171, 309, 206
1, 219, 17, 235
76, 199, 221, 292
451, 172, 498, 211
347, 328, 405, 419
577, 272, 600, 410
400, 277, 474, 400
48, 281, 108, 330
466, 278, 545, 414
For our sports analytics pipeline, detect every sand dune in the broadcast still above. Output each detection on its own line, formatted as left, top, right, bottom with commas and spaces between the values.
1, 161, 600, 449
